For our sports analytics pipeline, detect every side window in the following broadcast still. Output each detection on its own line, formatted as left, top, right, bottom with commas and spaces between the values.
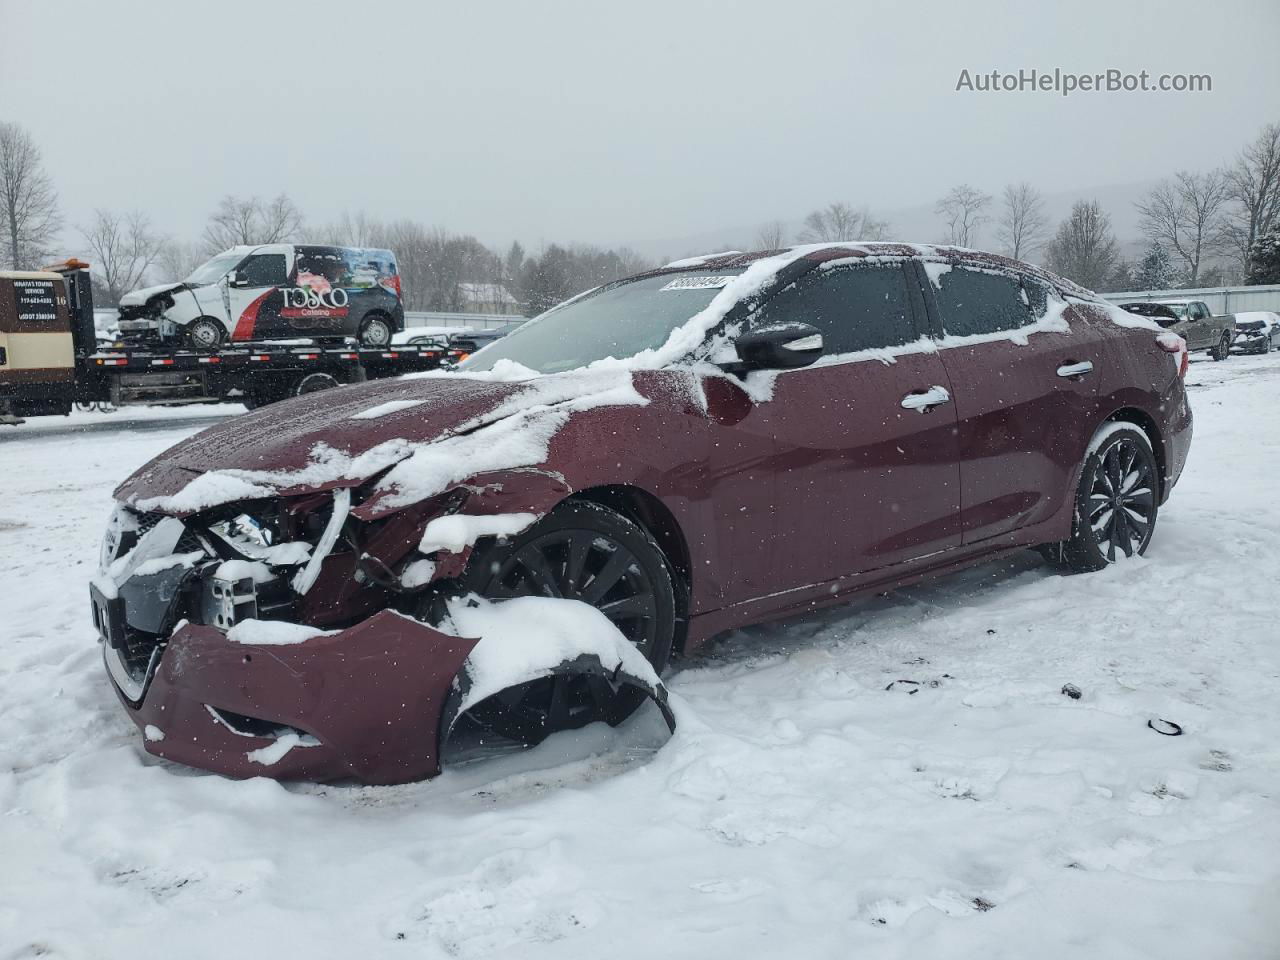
1189, 302, 1208, 321
295, 248, 348, 287
238, 254, 287, 287
933, 267, 1035, 337
755, 264, 915, 354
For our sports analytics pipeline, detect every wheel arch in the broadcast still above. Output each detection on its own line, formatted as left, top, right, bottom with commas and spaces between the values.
568, 484, 693, 657
1101, 406, 1167, 500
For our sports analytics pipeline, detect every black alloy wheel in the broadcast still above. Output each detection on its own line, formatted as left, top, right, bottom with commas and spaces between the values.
449, 501, 677, 745
1041, 425, 1160, 573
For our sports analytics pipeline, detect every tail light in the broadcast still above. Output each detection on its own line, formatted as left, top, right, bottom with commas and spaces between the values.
1157, 332, 1189, 378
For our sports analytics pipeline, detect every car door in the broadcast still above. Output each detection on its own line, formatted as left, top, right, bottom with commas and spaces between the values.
730, 260, 962, 594
226, 250, 291, 341
1183, 301, 1212, 349
920, 262, 1103, 545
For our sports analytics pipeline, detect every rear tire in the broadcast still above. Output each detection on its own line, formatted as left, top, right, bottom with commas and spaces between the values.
185, 317, 225, 350
1211, 330, 1231, 361
1043, 424, 1160, 573
358, 314, 393, 347
434, 501, 677, 745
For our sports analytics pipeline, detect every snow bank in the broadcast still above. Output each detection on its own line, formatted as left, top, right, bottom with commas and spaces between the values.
447, 596, 662, 715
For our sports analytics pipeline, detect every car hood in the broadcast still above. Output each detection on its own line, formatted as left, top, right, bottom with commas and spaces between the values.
114, 373, 551, 511
119, 281, 191, 307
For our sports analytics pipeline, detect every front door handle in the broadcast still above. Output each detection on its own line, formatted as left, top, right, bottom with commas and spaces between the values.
1057, 360, 1094, 378
901, 385, 951, 412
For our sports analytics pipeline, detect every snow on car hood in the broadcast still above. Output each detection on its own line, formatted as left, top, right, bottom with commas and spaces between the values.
118, 281, 190, 307
115, 369, 649, 516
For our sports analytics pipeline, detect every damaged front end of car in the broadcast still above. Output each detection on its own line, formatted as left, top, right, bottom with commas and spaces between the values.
91, 479, 675, 785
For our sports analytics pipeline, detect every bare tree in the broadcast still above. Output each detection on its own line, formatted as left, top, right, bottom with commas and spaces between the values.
1045, 200, 1119, 292
755, 220, 788, 249
1221, 122, 1280, 276
306, 210, 383, 247
78, 209, 161, 305
202, 193, 303, 253
155, 239, 206, 282
1135, 170, 1230, 286
935, 184, 992, 247
996, 182, 1048, 260
0, 121, 62, 269
797, 203, 889, 243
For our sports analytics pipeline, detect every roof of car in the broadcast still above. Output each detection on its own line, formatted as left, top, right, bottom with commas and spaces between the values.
645, 242, 1097, 300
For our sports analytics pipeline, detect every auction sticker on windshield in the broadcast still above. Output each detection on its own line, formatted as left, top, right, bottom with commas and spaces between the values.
660, 275, 737, 291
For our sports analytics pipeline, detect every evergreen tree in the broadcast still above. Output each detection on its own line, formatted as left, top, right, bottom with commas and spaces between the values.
1133, 243, 1179, 290
1245, 232, 1280, 285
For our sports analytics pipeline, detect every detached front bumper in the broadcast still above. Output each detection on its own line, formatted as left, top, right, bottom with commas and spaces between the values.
107, 610, 479, 785
1233, 330, 1270, 351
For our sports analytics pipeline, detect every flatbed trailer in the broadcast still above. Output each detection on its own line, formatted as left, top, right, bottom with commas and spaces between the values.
2, 260, 460, 424
83, 339, 452, 409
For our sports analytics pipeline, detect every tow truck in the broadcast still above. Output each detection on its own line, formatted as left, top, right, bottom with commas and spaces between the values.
1, 260, 460, 425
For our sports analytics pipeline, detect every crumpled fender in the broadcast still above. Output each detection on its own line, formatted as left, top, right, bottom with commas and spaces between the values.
353, 468, 574, 583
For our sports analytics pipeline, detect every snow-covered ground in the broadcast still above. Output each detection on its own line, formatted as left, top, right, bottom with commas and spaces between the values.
2, 354, 1279, 959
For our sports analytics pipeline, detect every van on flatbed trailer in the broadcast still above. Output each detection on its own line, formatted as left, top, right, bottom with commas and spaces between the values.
1, 260, 459, 425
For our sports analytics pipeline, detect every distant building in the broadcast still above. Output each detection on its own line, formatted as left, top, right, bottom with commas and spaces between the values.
457, 282, 520, 315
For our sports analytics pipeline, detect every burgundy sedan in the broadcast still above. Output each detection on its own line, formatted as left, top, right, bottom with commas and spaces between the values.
93, 243, 1193, 784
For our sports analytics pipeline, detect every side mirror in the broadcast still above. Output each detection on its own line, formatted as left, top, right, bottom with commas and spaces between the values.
229, 272, 248, 288
733, 322, 824, 371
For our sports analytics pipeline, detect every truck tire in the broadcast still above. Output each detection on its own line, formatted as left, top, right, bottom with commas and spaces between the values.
294, 372, 341, 396
1211, 329, 1231, 361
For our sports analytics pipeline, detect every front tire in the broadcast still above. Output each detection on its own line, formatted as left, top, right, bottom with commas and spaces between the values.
1044, 424, 1160, 573
440, 500, 677, 745
185, 317, 226, 350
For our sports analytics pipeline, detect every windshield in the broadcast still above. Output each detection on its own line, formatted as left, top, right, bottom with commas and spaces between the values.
1157, 302, 1188, 318
184, 252, 245, 285
458, 270, 742, 374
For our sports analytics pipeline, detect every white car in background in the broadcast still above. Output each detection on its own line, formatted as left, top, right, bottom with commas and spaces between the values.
1231, 311, 1280, 354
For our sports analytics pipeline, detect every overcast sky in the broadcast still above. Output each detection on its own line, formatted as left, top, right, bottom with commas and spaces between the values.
2, 0, 1278, 258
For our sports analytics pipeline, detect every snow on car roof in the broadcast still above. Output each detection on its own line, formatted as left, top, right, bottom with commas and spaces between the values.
657, 242, 1098, 301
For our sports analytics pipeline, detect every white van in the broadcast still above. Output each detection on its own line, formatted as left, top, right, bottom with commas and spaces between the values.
117, 244, 404, 348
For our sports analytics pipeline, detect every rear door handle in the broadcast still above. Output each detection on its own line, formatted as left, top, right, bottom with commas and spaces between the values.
1057, 360, 1094, 378
901, 385, 951, 412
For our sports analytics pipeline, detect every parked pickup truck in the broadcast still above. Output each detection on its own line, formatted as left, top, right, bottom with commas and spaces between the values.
1118, 299, 1236, 361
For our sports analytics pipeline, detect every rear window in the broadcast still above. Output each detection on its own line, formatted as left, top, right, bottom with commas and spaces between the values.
934, 267, 1037, 337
